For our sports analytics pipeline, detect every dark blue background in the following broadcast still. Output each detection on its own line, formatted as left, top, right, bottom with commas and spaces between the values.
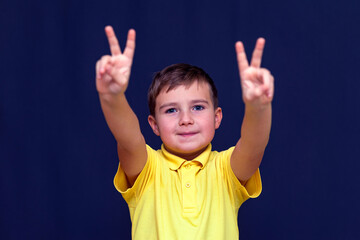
1, 0, 359, 239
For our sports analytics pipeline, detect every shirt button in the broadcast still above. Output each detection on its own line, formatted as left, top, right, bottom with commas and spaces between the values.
185, 165, 191, 169
185, 183, 191, 188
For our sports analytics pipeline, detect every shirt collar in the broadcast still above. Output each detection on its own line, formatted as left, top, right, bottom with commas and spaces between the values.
161, 144, 212, 170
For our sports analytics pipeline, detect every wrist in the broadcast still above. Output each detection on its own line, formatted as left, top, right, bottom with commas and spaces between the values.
99, 92, 125, 105
244, 102, 271, 113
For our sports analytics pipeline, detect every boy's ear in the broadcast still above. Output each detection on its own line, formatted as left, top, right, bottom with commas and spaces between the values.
148, 115, 160, 136
214, 107, 223, 129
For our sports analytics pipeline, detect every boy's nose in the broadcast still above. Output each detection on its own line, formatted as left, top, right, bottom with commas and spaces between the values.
179, 111, 194, 126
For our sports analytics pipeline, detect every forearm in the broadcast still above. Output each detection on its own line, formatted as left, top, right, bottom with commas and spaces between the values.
238, 103, 272, 156
99, 93, 144, 150
231, 103, 271, 182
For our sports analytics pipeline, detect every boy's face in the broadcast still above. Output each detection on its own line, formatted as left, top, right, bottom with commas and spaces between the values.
148, 82, 222, 160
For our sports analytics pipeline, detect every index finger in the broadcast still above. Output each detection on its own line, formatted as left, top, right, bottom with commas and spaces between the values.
123, 29, 136, 60
250, 38, 265, 68
235, 41, 249, 77
105, 26, 122, 56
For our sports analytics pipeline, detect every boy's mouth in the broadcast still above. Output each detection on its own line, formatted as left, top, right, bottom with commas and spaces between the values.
178, 132, 197, 137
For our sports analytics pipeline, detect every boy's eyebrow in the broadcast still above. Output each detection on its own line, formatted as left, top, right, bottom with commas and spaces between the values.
190, 99, 210, 105
158, 102, 177, 110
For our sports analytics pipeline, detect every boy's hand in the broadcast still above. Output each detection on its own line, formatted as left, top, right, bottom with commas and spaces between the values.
235, 38, 274, 108
96, 26, 136, 95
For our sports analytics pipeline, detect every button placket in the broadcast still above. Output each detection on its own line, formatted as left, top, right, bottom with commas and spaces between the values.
181, 163, 197, 213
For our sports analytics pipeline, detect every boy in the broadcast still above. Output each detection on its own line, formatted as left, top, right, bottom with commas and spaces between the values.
96, 26, 274, 239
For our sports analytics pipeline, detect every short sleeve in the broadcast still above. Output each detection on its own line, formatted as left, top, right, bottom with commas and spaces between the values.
113, 145, 157, 208
220, 147, 262, 208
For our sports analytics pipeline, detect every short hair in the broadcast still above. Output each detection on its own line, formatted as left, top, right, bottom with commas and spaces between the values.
147, 63, 218, 116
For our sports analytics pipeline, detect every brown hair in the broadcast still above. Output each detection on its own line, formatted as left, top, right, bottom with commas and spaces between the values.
147, 63, 218, 116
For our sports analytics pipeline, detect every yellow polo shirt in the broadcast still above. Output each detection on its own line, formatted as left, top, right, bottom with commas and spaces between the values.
114, 144, 262, 240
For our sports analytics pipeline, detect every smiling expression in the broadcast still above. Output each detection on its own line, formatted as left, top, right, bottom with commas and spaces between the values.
148, 82, 222, 160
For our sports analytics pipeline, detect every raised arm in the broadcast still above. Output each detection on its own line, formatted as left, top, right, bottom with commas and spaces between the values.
96, 26, 147, 185
231, 38, 274, 183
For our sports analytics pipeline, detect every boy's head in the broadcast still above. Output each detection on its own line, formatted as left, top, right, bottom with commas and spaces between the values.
147, 63, 223, 160
148, 63, 218, 116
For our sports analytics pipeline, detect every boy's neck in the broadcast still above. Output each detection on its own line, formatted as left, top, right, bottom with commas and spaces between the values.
164, 145, 209, 161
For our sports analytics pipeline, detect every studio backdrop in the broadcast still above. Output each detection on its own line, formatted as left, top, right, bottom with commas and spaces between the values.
1, 0, 359, 239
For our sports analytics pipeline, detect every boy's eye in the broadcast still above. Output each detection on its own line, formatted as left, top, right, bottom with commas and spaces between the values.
192, 105, 204, 111
165, 108, 177, 114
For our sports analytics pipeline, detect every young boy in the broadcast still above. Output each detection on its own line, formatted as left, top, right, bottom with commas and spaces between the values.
96, 26, 274, 239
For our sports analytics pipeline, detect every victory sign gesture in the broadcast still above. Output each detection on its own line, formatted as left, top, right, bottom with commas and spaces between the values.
96, 26, 136, 95
235, 38, 274, 108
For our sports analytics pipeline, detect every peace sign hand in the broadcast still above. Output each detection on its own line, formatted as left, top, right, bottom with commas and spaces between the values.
235, 38, 274, 108
96, 26, 136, 95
